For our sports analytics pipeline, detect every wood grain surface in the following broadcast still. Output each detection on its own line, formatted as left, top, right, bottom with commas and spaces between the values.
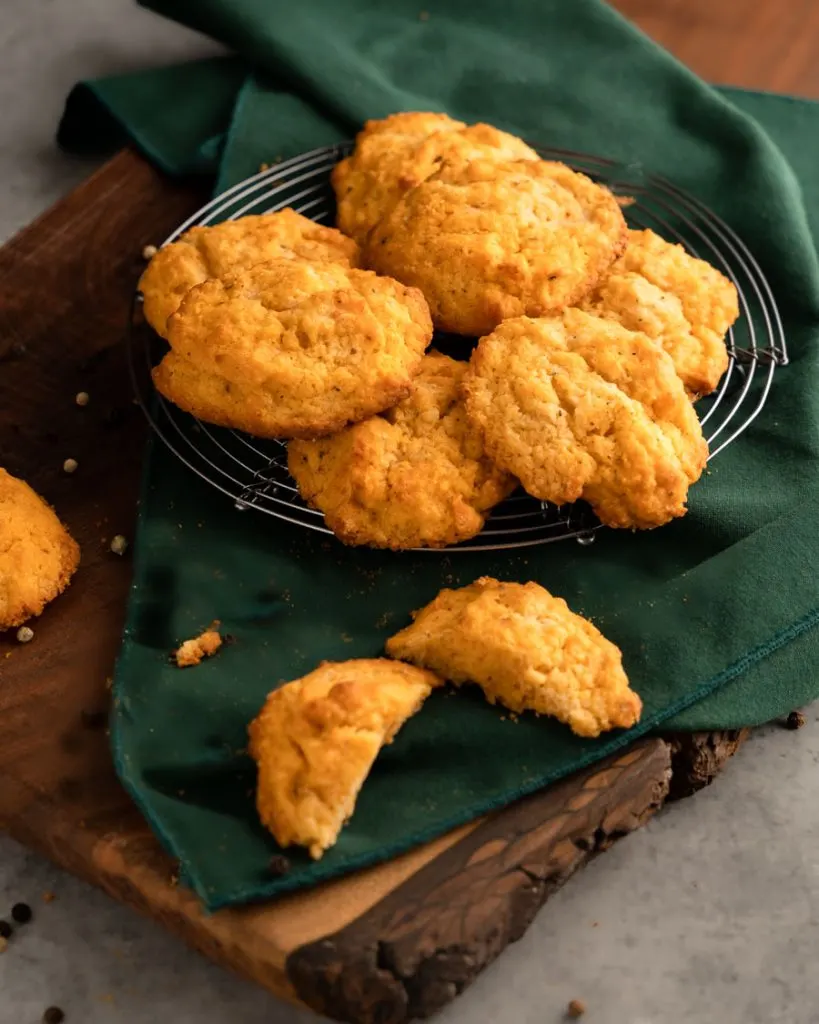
0, 4, 813, 1021
614, 0, 819, 99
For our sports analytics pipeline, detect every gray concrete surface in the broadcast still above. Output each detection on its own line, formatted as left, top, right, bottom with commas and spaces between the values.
2, 2, 819, 1022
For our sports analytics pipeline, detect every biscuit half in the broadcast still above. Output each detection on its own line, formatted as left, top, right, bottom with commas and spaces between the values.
387, 577, 641, 738
248, 658, 442, 858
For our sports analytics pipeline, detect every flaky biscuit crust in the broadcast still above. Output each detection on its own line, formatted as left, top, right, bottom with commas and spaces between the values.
387, 577, 641, 738
365, 158, 627, 336
0, 468, 80, 629
288, 352, 516, 549
153, 259, 432, 439
462, 310, 708, 529
248, 659, 441, 858
139, 208, 360, 338
332, 111, 538, 245
581, 229, 737, 396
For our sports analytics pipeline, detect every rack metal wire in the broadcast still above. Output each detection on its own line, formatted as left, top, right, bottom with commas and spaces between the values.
127, 142, 788, 552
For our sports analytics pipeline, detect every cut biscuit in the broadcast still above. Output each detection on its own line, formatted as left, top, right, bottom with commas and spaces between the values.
462, 309, 708, 529
0, 468, 80, 629
248, 658, 442, 858
139, 208, 360, 338
365, 158, 627, 336
386, 577, 641, 738
153, 259, 432, 439
288, 351, 516, 549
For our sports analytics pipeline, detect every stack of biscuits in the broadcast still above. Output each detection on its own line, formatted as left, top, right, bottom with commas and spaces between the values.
140, 111, 740, 549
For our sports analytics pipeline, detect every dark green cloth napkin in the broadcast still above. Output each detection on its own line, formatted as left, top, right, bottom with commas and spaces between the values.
59, 0, 819, 908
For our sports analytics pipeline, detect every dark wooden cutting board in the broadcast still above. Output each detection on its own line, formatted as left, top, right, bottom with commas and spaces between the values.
0, 146, 749, 1023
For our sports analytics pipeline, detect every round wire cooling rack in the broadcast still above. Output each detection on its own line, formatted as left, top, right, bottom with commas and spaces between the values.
127, 141, 788, 553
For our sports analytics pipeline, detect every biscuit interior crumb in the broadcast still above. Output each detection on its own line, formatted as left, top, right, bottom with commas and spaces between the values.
248, 659, 441, 857
174, 622, 223, 667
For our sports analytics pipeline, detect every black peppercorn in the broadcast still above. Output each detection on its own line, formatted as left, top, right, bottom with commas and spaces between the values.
11, 902, 32, 924
0, 920, 11, 939
43, 1008, 65, 1024
268, 854, 290, 876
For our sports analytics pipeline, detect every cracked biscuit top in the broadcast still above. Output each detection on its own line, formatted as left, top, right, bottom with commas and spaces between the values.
288, 351, 516, 549
332, 111, 538, 246
153, 258, 432, 439
365, 158, 627, 337
139, 208, 360, 338
387, 577, 641, 738
462, 309, 708, 529
581, 229, 737, 396
249, 658, 442, 858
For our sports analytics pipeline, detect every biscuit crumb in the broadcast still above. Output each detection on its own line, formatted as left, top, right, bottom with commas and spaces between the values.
16, 626, 34, 644
109, 534, 128, 556
142, 244, 158, 260
786, 710, 807, 730
75, 391, 90, 407
0, 936, 7, 954
259, 162, 270, 172
567, 998, 586, 1018
62, 458, 78, 474
174, 622, 223, 667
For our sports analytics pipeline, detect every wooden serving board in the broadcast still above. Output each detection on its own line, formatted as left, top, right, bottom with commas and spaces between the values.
0, 146, 751, 1024
7, 0, 816, 1011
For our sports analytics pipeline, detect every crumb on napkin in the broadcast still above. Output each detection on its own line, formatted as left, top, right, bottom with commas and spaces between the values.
174, 621, 223, 667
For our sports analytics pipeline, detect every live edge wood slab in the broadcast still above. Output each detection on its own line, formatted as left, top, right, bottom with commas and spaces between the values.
0, 148, 750, 1023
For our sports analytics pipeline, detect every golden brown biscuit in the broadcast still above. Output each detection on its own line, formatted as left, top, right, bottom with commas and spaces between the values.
580, 229, 738, 396
153, 259, 433, 439
333, 112, 538, 245
139, 208, 360, 338
387, 577, 641, 738
0, 468, 80, 630
288, 351, 516, 549
462, 310, 708, 529
365, 158, 627, 336
248, 658, 442, 858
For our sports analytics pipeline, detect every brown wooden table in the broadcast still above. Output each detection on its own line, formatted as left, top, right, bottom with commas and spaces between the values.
0, 4, 815, 1022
